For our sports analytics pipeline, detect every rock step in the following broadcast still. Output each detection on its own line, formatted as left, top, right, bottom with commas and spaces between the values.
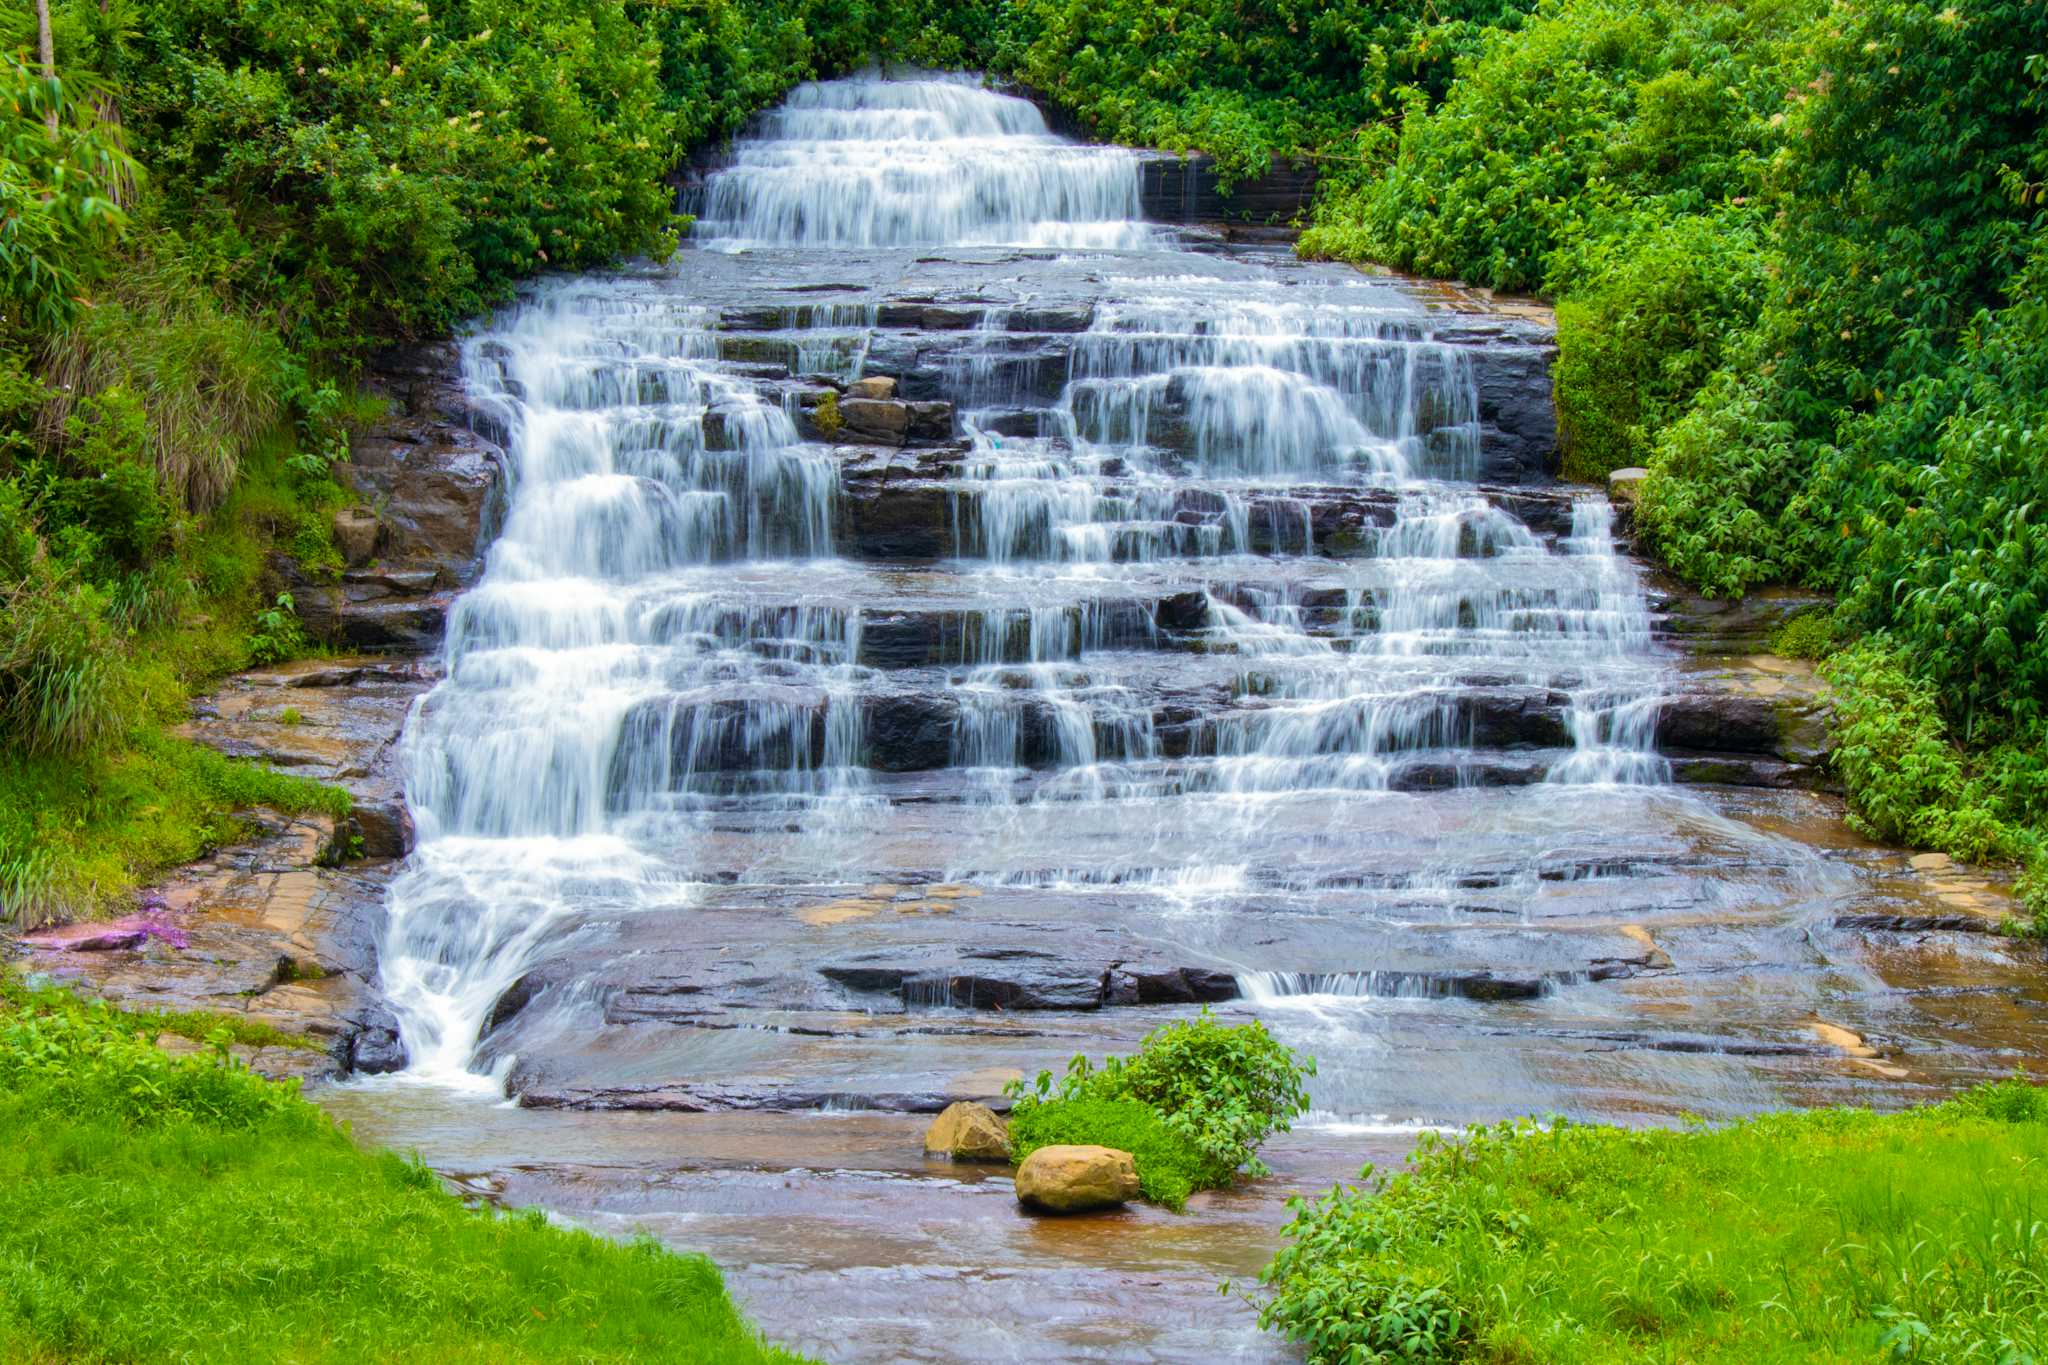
839, 471, 1584, 560
611, 684, 1591, 778
693, 295, 1557, 482
813, 959, 1641, 1012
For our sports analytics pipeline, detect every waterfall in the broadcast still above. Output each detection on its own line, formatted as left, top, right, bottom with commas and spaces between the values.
695, 72, 1153, 250
372, 72, 1677, 1093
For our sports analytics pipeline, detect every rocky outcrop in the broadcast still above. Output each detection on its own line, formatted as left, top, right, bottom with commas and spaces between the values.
1659, 655, 1837, 792
1015, 1144, 1140, 1213
924, 1101, 1011, 1160
1136, 153, 1316, 226
17, 657, 432, 1080
282, 341, 507, 654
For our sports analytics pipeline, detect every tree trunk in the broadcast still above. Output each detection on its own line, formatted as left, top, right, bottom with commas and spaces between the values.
36, 0, 58, 135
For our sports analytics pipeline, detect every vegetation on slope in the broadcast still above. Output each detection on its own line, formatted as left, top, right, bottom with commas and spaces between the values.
1252, 1078, 2048, 1363
0, 973, 809, 1362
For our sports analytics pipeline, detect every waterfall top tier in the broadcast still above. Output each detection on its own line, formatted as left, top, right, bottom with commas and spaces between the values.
696, 73, 1153, 250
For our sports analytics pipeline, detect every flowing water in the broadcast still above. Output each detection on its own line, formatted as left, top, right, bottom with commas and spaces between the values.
349, 72, 2047, 1362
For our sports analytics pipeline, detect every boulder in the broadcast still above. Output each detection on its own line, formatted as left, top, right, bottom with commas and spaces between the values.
332, 508, 381, 566
846, 376, 898, 400
1015, 1144, 1140, 1213
923, 1101, 1011, 1161
839, 397, 912, 444
1608, 467, 1650, 503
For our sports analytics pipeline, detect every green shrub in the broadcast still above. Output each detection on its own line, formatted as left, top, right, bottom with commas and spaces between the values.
1007, 1096, 1204, 1209
1011, 1010, 1313, 1189
1821, 641, 2043, 928
247, 590, 308, 665
1256, 1079, 2048, 1364
1768, 609, 1833, 661
1301, 0, 1811, 290
1554, 211, 1769, 481
1824, 642, 2017, 859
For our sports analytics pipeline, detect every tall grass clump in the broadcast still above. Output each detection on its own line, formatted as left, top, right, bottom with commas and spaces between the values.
40, 244, 292, 511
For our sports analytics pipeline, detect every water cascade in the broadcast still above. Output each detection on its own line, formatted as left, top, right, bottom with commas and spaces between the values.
694, 73, 1153, 251
374, 74, 1854, 1126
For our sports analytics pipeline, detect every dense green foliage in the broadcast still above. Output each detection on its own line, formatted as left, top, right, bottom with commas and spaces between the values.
1007, 1010, 1313, 1205
991, 0, 1530, 186
0, 975, 809, 1362
1255, 1079, 2048, 1364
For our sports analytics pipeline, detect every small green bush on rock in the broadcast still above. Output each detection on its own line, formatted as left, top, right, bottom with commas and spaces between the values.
1008, 1009, 1313, 1205
1007, 1097, 1203, 1209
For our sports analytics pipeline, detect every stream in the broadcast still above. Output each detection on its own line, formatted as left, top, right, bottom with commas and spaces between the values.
318, 72, 2048, 1362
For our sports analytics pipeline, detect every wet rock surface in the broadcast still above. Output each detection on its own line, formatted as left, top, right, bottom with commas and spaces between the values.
15, 657, 432, 1079
281, 341, 508, 654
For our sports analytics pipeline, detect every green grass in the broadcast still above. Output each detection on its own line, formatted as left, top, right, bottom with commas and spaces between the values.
0, 977, 811, 1364
1, 426, 353, 929
1255, 1080, 2048, 1363
0, 730, 350, 927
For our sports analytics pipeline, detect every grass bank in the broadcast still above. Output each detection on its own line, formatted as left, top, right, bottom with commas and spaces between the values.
0, 975, 810, 1363
1254, 1079, 2048, 1363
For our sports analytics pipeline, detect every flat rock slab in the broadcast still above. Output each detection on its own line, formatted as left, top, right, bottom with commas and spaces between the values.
14, 654, 430, 1079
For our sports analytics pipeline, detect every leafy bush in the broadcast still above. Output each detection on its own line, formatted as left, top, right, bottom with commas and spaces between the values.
1822, 642, 2043, 904
66, 0, 681, 357
1006, 1096, 1204, 1209
1011, 1010, 1313, 1191
1256, 1079, 2048, 1364
247, 590, 307, 665
1301, 0, 1811, 291
1553, 211, 1768, 480
997, 0, 1530, 189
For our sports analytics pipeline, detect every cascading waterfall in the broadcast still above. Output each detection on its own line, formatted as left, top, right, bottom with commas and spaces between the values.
374, 70, 1680, 1097
694, 72, 1153, 250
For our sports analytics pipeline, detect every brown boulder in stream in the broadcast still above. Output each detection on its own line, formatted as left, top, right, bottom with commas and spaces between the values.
923, 1101, 1010, 1161
1015, 1144, 1139, 1213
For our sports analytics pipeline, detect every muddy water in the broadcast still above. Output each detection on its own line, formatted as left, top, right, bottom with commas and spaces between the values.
326, 72, 2048, 1363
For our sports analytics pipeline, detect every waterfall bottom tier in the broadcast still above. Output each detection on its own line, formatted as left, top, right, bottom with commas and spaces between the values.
423, 779, 2043, 1126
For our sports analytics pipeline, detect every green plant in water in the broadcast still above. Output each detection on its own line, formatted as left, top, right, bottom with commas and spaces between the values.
1007, 1097, 1204, 1209
1009, 1009, 1313, 1192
